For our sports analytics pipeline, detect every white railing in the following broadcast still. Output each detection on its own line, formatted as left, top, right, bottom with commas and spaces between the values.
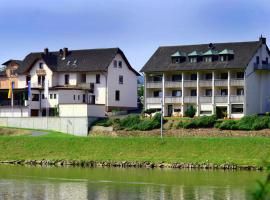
214, 79, 228, 87
183, 80, 197, 87
183, 96, 197, 103
199, 80, 212, 87
215, 95, 228, 103
230, 95, 244, 103
230, 79, 244, 86
200, 96, 212, 103
146, 97, 162, 104
146, 81, 162, 88
165, 81, 181, 88
165, 96, 182, 103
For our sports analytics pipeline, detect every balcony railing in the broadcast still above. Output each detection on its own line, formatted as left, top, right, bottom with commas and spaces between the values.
199, 80, 212, 87
165, 81, 181, 88
230, 95, 244, 103
183, 80, 197, 87
215, 95, 228, 103
146, 97, 162, 104
183, 96, 197, 103
78, 83, 94, 93
165, 96, 182, 104
214, 79, 228, 87
254, 63, 270, 70
230, 79, 244, 86
146, 81, 162, 88
200, 96, 212, 103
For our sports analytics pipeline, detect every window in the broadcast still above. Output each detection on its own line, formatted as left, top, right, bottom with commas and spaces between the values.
221, 89, 228, 96
190, 57, 197, 63
83, 94, 86, 103
115, 90, 120, 101
118, 61, 122, 68
39, 63, 44, 69
190, 89, 197, 96
64, 74, 70, 85
172, 90, 182, 97
54, 94, 57, 99
153, 90, 162, 97
205, 73, 212, 80
42, 94, 45, 99
96, 74, 100, 84
38, 76, 45, 86
220, 55, 226, 62
119, 75, 123, 84
236, 72, 244, 79
174, 57, 180, 63
231, 104, 243, 113
78, 95, 80, 100
190, 74, 197, 80
32, 94, 39, 101
50, 94, 53, 99
172, 74, 182, 82
266, 57, 269, 64
73, 95, 76, 100
205, 89, 212, 97
89, 95, 95, 104
113, 60, 117, 68
26, 76, 31, 86
81, 74, 86, 83
256, 56, 260, 64
153, 75, 162, 82
204, 56, 212, 62
220, 73, 228, 79
237, 88, 244, 95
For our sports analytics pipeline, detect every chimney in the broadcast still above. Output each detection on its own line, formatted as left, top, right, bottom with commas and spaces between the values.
44, 48, 49, 55
260, 35, 266, 44
63, 47, 68, 59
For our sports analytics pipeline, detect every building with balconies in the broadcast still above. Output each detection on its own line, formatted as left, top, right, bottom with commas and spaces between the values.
141, 37, 270, 118
0, 48, 139, 117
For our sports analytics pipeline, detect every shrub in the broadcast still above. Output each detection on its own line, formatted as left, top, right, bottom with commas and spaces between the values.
143, 108, 160, 115
92, 118, 114, 127
251, 116, 270, 130
185, 106, 196, 118
176, 115, 217, 129
237, 115, 258, 130
119, 114, 141, 129
219, 120, 238, 130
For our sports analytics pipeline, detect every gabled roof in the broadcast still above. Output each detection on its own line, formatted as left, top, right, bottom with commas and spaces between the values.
188, 51, 203, 57
2, 59, 22, 66
203, 49, 219, 56
16, 48, 139, 76
171, 51, 186, 57
141, 40, 265, 72
219, 49, 234, 55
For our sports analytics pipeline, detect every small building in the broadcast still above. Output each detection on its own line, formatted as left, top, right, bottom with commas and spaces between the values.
0, 47, 139, 117
141, 37, 270, 118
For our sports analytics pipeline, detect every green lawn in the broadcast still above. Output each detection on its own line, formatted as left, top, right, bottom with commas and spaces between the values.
0, 132, 269, 166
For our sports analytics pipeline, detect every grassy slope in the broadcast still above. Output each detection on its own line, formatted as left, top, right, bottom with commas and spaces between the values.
0, 133, 269, 166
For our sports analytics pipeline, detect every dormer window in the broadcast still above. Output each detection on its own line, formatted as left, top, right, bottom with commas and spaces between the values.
171, 51, 186, 63
204, 56, 212, 62
203, 50, 219, 62
188, 51, 203, 63
219, 49, 234, 61
190, 57, 197, 63
39, 63, 44, 69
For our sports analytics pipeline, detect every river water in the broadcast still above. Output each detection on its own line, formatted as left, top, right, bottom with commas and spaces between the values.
0, 165, 265, 200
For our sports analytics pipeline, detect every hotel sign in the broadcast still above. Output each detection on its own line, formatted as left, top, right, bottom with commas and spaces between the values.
36, 69, 46, 76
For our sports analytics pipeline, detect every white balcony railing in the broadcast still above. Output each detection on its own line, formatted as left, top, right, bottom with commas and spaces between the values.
215, 95, 228, 103
200, 96, 212, 103
146, 97, 162, 104
230, 95, 244, 103
165, 96, 182, 104
183, 80, 197, 87
183, 96, 197, 103
199, 80, 212, 87
230, 79, 244, 86
214, 79, 228, 87
146, 81, 162, 88
165, 81, 181, 88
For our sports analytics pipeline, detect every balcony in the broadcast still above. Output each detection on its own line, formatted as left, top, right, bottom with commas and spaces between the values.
200, 96, 212, 103
146, 97, 162, 104
165, 96, 182, 104
165, 81, 181, 88
183, 96, 197, 103
230, 79, 244, 86
36, 69, 46, 76
199, 80, 212, 87
214, 79, 228, 87
254, 63, 270, 71
183, 80, 197, 87
215, 95, 228, 103
146, 81, 162, 88
230, 95, 244, 103
78, 83, 95, 93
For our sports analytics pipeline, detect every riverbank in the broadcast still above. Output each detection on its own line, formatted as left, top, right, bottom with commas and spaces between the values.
0, 132, 269, 170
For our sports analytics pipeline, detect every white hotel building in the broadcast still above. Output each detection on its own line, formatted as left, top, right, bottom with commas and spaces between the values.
141, 37, 270, 118
0, 47, 139, 117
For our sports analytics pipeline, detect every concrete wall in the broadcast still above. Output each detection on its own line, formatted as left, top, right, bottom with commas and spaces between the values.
59, 104, 105, 117
0, 107, 29, 117
0, 117, 90, 136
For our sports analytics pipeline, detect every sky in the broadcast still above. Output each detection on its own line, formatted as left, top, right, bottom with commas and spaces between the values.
0, 0, 270, 72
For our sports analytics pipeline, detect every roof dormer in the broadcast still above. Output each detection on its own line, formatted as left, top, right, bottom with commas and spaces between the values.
188, 51, 203, 63
219, 49, 234, 61
171, 51, 186, 63
203, 50, 219, 62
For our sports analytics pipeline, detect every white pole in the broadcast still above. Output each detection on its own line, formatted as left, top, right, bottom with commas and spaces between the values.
160, 98, 163, 139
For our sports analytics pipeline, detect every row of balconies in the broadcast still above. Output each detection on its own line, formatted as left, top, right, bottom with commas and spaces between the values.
146, 95, 244, 104
146, 78, 244, 88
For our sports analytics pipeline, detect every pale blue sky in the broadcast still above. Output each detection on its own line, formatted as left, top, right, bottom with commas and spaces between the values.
0, 0, 269, 72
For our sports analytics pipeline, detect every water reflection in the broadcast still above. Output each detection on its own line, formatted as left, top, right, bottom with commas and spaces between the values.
0, 166, 262, 200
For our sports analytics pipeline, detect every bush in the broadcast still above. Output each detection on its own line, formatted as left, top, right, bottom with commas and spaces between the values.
119, 114, 141, 129
92, 118, 114, 127
219, 120, 238, 130
143, 108, 160, 115
185, 106, 196, 118
176, 115, 217, 129
251, 116, 270, 130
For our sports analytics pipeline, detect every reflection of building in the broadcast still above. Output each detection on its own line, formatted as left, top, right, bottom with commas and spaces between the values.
141, 37, 270, 118
0, 48, 139, 117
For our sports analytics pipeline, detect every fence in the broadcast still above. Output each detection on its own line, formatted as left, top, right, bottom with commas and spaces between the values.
0, 117, 98, 136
